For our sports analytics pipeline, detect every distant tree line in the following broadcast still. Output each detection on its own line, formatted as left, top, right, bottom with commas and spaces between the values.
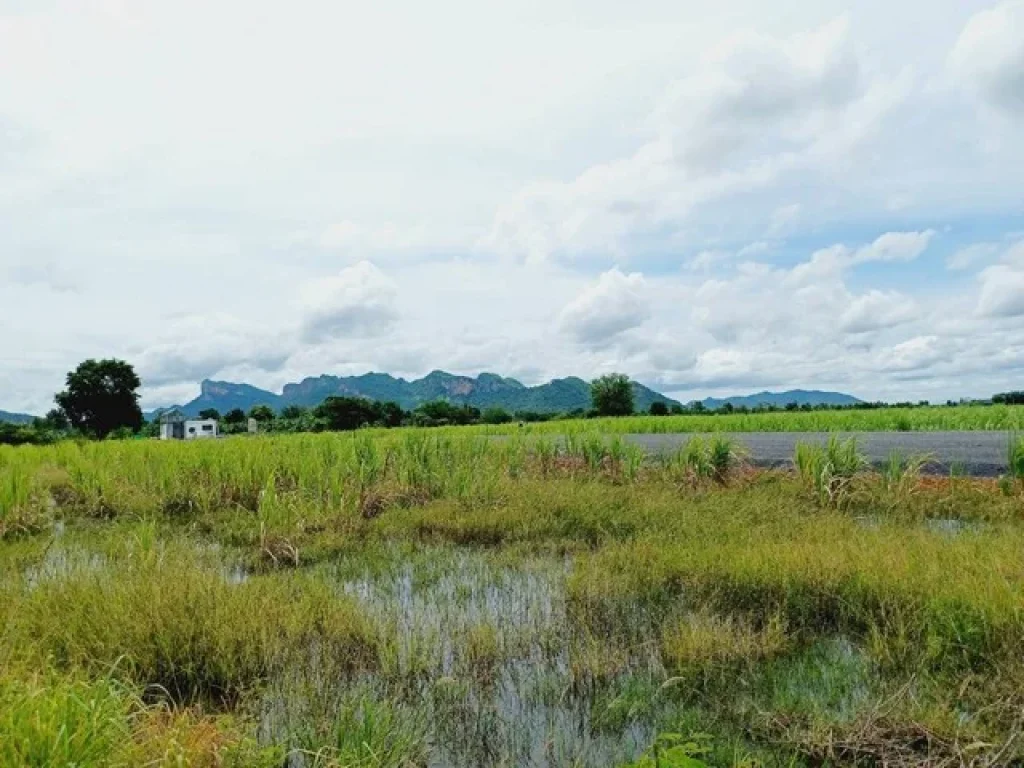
173, 397, 577, 437
993, 391, 1024, 405
3, 359, 1022, 446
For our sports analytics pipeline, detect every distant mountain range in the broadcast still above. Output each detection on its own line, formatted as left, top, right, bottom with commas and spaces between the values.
0, 410, 35, 425
155, 371, 682, 418
5, 382, 864, 425
699, 390, 862, 410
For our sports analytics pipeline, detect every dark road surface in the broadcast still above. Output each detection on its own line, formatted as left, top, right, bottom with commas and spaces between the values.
622, 431, 1017, 477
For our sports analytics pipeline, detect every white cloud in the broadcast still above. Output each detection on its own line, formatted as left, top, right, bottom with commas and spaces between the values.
1004, 239, 1024, 268
950, 1, 1024, 116
839, 290, 916, 333
851, 230, 935, 264
299, 261, 399, 342
483, 15, 908, 263
2, 2, 1024, 411
769, 203, 802, 233
883, 336, 949, 372
946, 242, 1000, 270
133, 313, 292, 388
978, 265, 1024, 317
736, 241, 771, 259
687, 249, 731, 271
974, 239, 1024, 318
558, 268, 649, 346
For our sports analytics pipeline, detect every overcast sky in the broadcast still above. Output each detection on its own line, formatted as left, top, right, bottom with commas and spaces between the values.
2, 0, 1023, 413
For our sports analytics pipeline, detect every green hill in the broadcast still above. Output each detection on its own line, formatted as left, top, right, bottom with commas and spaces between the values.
0, 410, 35, 425
161, 371, 681, 417
700, 389, 862, 410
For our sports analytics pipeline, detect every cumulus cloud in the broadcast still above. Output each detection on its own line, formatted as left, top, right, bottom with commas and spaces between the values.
134, 313, 292, 388
686, 249, 732, 271
650, 16, 860, 169
4, 2, 1024, 410
950, 1, 1024, 116
483, 15, 906, 263
882, 336, 949, 372
839, 290, 916, 333
978, 265, 1024, 317
947, 242, 1000, 270
299, 261, 399, 342
974, 239, 1024, 318
785, 231, 933, 285
558, 268, 649, 346
851, 230, 935, 264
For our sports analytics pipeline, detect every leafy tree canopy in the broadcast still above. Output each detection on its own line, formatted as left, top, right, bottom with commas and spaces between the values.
54, 359, 142, 438
198, 408, 221, 421
280, 405, 308, 420
482, 406, 514, 424
413, 400, 479, 426
590, 373, 635, 417
223, 408, 246, 424
248, 405, 275, 422
314, 396, 392, 431
993, 391, 1024, 405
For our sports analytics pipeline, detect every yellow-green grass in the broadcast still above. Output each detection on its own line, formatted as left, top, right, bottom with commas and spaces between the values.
570, 513, 1024, 671
0, 673, 281, 767
0, 539, 376, 705
458, 403, 1024, 435
2, 429, 1024, 764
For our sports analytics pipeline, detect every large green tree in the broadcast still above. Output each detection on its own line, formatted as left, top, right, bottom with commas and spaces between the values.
223, 408, 246, 425
55, 359, 143, 438
590, 373, 634, 417
248, 405, 276, 422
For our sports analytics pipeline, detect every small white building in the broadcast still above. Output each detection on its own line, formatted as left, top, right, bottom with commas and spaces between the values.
184, 419, 219, 440
159, 411, 219, 440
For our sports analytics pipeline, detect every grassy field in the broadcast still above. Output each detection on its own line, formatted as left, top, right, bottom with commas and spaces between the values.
464, 404, 1024, 435
2, 430, 1024, 766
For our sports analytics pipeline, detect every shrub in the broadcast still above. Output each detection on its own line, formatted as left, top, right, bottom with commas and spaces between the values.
482, 407, 514, 425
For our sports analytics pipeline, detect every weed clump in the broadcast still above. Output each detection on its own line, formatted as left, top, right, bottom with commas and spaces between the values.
794, 435, 865, 508
661, 611, 789, 678
671, 436, 743, 484
3, 543, 376, 704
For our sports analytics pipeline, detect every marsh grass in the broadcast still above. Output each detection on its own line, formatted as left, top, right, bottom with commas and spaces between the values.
1, 540, 375, 705
660, 612, 789, 679
0, 672, 279, 768
3, 430, 1024, 764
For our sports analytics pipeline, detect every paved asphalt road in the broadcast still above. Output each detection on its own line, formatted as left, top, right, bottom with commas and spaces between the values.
621, 431, 1017, 477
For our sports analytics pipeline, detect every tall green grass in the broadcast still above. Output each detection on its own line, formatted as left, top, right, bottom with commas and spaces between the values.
1009, 434, 1024, 481
0, 540, 376, 704
464, 404, 1024, 435
3, 427, 1024, 764
0, 673, 280, 767
794, 436, 865, 508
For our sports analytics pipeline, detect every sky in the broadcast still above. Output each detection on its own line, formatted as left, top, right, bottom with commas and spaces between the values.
2, 0, 1023, 414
